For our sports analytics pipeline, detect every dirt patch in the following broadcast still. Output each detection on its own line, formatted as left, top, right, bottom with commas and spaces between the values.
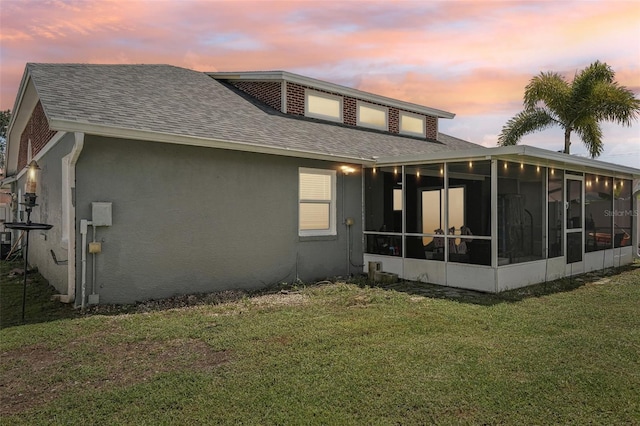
0, 336, 229, 415
250, 291, 309, 307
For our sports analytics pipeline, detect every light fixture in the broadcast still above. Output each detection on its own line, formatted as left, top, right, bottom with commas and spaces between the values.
551, 169, 555, 175
416, 170, 420, 178
520, 163, 524, 170
394, 167, 398, 175
536, 166, 540, 172
504, 162, 508, 170
341, 165, 356, 175
24, 160, 41, 208
468, 161, 473, 168
372, 167, 376, 174
595, 176, 599, 183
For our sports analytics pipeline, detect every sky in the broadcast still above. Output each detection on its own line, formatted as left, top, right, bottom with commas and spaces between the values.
1, 0, 639, 167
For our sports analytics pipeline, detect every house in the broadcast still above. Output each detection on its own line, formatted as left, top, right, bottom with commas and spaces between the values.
2, 63, 638, 305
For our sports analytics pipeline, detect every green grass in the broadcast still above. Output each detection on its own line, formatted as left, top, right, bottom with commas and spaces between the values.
0, 261, 78, 328
1, 260, 639, 425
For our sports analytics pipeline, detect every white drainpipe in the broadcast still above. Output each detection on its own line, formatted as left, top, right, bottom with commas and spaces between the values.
60, 133, 84, 304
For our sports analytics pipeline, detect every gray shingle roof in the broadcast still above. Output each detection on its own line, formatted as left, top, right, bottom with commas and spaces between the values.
27, 63, 480, 161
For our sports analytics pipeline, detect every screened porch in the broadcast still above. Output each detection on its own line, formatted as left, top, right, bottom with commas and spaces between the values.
362, 146, 638, 292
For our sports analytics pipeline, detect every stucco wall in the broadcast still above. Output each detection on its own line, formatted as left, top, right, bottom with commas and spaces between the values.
74, 136, 363, 304
15, 133, 75, 294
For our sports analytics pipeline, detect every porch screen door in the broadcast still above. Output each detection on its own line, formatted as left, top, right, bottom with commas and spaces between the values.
565, 177, 583, 264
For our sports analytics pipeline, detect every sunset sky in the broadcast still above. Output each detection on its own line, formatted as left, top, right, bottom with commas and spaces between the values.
1, 0, 638, 166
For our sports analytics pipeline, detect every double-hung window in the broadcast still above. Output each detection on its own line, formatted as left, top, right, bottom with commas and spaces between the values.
299, 168, 336, 236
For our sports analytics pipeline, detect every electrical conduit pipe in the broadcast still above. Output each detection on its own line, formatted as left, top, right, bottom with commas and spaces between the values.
80, 219, 91, 310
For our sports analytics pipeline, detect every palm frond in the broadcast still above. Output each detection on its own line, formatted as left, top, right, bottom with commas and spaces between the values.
574, 118, 603, 158
589, 81, 640, 126
523, 72, 571, 114
497, 108, 557, 146
573, 61, 615, 87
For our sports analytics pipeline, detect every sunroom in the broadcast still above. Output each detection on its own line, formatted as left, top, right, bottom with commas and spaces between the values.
363, 145, 639, 292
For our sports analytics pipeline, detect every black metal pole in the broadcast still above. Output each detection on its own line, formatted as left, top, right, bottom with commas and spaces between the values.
22, 229, 29, 323
22, 207, 32, 323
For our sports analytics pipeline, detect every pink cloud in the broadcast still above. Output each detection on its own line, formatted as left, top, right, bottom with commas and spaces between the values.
1, 0, 639, 120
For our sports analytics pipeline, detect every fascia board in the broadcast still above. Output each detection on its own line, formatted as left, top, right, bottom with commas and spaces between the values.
6, 67, 31, 136
376, 145, 640, 177
375, 147, 493, 165
208, 70, 456, 119
48, 119, 376, 166
6, 71, 39, 176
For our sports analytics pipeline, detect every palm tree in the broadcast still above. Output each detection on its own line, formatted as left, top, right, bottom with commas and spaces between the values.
498, 61, 640, 157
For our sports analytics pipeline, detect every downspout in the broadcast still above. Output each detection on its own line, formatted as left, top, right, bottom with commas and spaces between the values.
60, 132, 84, 304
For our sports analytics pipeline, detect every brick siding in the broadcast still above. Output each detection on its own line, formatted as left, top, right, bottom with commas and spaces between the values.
17, 101, 56, 170
388, 108, 400, 133
425, 116, 437, 139
230, 81, 282, 111
285, 82, 437, 140
286, 82, 306, 116
343, 97, 356, 126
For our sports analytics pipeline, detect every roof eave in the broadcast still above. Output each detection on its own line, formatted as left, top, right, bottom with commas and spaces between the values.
376, 145, 640, 177
207, 70, 456, 119
48, 119, 377, 166
5, 67, 32, 141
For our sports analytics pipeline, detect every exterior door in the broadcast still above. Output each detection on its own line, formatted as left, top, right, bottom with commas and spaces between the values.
565, 176, 584, 267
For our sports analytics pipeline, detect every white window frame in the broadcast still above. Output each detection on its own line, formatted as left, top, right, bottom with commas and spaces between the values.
399, 111, 426, 137
305, 89, 343, 123
299, 168, 337, 237
357, 101, 388, 131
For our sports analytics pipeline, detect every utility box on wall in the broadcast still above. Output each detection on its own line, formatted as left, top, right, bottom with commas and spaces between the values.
92, 202, 112, 226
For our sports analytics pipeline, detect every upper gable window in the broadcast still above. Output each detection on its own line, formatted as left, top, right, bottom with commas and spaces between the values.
357, 101, 388, 131
399, 112, 425, 137
305, 90, 342, 122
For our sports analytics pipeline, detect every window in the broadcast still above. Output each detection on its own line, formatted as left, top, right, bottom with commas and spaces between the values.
399, 112, 425, 136
305, 90, 342, 122
357, 101, 388, 130
299, 168, 336, 236
393, 188, 403, 211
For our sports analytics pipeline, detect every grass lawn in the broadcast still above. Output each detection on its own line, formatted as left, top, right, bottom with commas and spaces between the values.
1, 260, 639, 425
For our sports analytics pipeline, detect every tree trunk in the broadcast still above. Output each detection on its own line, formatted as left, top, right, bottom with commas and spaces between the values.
564, 129, 571, 154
